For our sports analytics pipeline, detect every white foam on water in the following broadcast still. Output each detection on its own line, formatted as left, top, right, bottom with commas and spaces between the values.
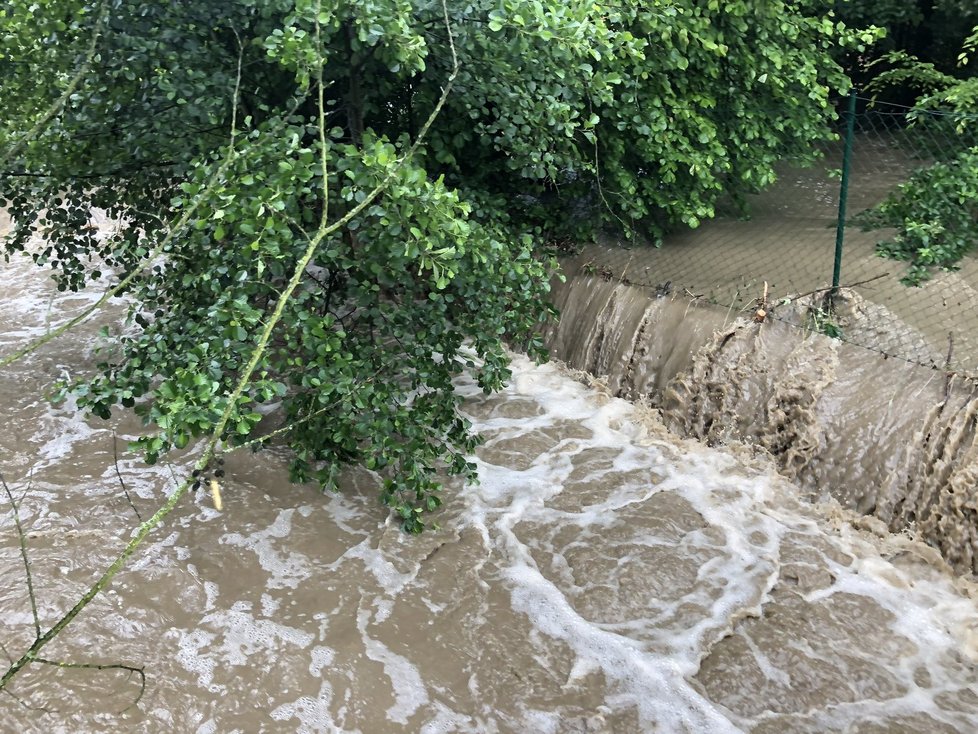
202, 579, 220, 611
321, 490, 376, 536
308, 645, 335, 676
334, 537, 414, 595
261, 592, 281, 617
506, 563, 741, 732
29, 396, 106, 470
199, 606, 315, 666
453, 362, 749, 729
270, 682, 346, 733
450, 354, 978, 732
417, 701, 483, 734
221, 509, 314, 589
356, 603, 429, 724
174, 627, 222, 693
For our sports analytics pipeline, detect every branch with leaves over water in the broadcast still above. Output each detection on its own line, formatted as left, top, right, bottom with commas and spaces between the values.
0, 0, 460, 696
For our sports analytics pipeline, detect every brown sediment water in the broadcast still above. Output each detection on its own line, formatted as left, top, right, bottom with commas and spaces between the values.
2, 217, 978, 732
547, 258, 978, 577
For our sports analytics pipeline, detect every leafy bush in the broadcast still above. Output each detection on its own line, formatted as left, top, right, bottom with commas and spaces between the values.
860, 145, 978, 285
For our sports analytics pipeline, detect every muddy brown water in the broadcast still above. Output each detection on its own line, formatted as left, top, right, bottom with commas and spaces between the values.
3, 215, 978, 732
548, 261, 978, 578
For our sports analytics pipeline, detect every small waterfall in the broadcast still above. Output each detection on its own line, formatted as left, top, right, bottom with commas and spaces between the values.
547, 263, 978, 575
875, 382, 978, 573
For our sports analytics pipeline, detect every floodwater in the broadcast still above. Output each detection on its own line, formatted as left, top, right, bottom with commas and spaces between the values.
548, 265, 978, 577
3, 233, 978, 732
583, 141, 978, 376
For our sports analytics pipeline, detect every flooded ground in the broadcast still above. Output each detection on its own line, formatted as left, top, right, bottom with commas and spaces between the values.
584, 139, 978, 375
2, 247, 978, 732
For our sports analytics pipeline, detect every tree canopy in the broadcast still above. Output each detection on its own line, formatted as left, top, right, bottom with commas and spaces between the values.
0, 0, 870, 527
834, 0, 978, 93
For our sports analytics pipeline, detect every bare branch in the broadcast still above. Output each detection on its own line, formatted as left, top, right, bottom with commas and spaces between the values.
229, 24, 245, 151
34, 658, 146, 713
232, 368, 383, 452
2, 685, 56, 715
1, 473, 41, 639
112, 434, 142, 523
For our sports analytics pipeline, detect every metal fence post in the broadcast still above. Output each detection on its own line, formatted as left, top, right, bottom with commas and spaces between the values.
832, 91, 857, 293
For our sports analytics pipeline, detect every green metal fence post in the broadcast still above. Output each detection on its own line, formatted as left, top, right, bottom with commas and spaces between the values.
832, 91, 857, 294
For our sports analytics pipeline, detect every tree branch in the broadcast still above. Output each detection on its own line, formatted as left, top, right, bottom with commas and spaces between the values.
0, 1, 110, 170
34, 657, 146, 714
0, 0, 461, 694
112, 434, 142, 523
1, 473, 40, 639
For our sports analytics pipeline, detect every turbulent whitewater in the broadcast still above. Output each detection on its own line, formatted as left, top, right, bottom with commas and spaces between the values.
2, 241, 978, 731
549, 258, 978, 577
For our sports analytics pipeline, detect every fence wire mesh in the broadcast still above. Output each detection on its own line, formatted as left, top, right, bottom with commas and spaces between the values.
582, 95, 978, 377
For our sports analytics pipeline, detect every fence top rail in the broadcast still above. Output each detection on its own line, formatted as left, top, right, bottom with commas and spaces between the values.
852, 94, 978, 121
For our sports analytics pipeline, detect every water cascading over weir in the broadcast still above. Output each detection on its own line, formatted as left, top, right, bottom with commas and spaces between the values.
546, 255, 978, 576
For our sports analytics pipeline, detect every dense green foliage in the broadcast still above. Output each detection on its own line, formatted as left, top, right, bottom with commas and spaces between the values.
860, 143, 978, 285
834, 0, 978, 90
847, 7, 978, 285
1, 1, 866, 527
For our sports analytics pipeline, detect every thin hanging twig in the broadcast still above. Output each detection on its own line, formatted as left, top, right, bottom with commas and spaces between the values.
35, 658, 146, 713
1, 473, 41, 639
112, 434, 142, 522
943, 331, 955, 403
2, 685, 55, 714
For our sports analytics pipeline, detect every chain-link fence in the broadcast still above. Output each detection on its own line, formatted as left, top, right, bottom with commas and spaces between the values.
582, 95, 978, 376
